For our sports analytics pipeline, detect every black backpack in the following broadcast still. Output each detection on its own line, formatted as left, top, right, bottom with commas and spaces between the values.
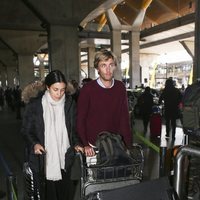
95, 131, 134, 166
182, 81, 200, 136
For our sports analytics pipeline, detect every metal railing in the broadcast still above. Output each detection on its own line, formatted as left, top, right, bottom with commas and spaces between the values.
0, 152, 18, 200
174, 145, 200, 200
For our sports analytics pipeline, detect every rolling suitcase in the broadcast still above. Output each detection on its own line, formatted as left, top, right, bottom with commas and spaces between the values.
86, 176, 178, 200
150, 112, 162, 137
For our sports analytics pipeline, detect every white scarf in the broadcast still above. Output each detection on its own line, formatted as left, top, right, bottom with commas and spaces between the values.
42, 90, 70, 181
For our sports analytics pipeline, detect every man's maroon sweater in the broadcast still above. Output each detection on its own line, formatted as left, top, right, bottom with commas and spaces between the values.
76, 80, 132, 147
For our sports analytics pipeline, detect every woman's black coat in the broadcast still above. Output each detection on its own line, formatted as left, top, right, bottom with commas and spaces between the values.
21, 93, 79, 173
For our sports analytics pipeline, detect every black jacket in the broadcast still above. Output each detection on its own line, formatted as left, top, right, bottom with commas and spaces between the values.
159, 87, 182, 118
21, 93, 80, 173
139, 92, 154, 115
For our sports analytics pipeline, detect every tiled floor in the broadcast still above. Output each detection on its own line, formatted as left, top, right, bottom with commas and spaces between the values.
133, 117, 185, 179
0, 107, 24, 200
133, 117, 200, 200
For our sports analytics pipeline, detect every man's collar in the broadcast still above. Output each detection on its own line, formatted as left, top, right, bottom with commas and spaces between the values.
97, 78, 114, 88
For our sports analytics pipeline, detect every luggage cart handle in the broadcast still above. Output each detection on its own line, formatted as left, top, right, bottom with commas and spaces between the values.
174, 145, 200, 200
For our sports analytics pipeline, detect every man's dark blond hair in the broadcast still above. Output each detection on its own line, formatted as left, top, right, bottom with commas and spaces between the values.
94, 49, 118, 69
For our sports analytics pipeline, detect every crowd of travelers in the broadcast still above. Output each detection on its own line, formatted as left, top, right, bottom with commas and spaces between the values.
0, 69, 186, 145
0, 85, 23, 119
0, 67, 186, 144
132, 78, 184, 139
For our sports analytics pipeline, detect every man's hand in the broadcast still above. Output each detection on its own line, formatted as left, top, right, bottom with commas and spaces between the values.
84, 146, 95, 157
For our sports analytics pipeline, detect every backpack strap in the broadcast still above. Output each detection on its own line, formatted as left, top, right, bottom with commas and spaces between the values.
110, 133, 126, 152
97, 131, 126, 153
95, 131, 115, 166
101, 139, 113, 163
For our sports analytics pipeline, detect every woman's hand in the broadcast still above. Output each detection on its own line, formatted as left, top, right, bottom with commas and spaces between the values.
74, 145, 84, 154
84, 146, 95, 157
34, 144, 46, 155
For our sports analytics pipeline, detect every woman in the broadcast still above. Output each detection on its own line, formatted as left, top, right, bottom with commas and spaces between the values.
159, 78, 182, 139
21, 70, 83, 200
138, 86, 154, 134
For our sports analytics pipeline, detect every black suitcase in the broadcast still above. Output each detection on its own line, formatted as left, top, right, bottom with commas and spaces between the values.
85, 177, 178, 200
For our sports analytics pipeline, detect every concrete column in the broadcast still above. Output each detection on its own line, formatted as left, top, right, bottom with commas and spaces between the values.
106, 8, 122, 81
140, 53, 159, 88
18, 55, 34, 89
194, 0, 200, 81
111, 30, 122, 81
48, 25, 80, 82
88, 46, 96, 79
37, 54, 48, 80
39, 64, 45, 80
129, 30, 140, 88
128, 0, 152, 88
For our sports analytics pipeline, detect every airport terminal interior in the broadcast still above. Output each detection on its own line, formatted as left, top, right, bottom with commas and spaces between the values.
0, 0, 200, 200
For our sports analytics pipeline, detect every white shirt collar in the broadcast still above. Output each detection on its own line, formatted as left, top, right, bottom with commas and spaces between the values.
97, 78, 114, 88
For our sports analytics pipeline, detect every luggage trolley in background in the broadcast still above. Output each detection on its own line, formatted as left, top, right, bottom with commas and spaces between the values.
79, 144, 144, 200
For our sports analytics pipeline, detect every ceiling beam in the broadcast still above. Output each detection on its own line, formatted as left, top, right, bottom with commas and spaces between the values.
79, 13, 195, 41
80, 30, 194, 55
0, 37, 18, 57
21, 0, 49, 29
179, 40, 194, 59
0, 26, 44, 32
80, 0, 124, 28
140, 31, 194, 49
79, 30, 111, 39
125, 0, 157, 25
141, 12, 195, 38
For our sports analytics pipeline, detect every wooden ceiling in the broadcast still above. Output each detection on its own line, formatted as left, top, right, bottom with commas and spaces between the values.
85, 0, 195, 32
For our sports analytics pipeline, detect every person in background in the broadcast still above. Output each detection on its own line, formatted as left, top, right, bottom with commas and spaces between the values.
138, 86, 154, 134
21, 70, 83, 200
13, 85, 22, 119
81, 77, 93, 87
77, 49, 132, 157
4, 87, 14, 111
159, 78, 182, 139
0, 87, 4, 111
70, 79, 80, 102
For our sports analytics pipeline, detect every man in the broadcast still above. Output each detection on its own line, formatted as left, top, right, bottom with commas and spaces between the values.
159, 78, 182, 139
138, 86, 154, 133
77, 49, 132, 157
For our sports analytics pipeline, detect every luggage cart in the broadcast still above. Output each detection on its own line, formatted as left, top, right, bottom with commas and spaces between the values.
174, 145, 200, 200
79, 144, 144, 200
23, 153, 46, 200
